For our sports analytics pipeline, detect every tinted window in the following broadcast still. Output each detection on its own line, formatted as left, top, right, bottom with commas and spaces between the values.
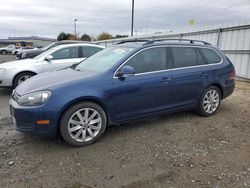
201, 48, 221, 64
197, 49, 206, 65
81, 46, 103, 58
52, 47, 78, 60
125, 47, 167, 74
172, 47, 205, 68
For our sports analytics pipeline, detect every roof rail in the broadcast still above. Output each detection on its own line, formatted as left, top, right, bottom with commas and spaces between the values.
115, 39, 150, 45
143, 39, 211, 46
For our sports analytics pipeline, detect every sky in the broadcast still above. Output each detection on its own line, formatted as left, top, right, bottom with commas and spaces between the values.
0, 0, 250, 39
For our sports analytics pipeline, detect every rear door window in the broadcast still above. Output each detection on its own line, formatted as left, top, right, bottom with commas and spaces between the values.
171, 47, 205, 68
200, 48, 222, 64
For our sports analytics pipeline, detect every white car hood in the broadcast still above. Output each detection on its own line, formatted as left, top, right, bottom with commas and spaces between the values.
0, 59, 38, 69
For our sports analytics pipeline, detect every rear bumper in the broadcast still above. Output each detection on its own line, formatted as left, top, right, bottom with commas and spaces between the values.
223, 81, 235, 99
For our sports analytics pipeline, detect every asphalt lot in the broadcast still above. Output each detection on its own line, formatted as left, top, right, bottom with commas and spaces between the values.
0, 54, 16, 63
0, 55, 250, 188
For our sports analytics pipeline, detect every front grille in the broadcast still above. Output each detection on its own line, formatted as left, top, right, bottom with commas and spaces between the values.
16, 121, 33, 131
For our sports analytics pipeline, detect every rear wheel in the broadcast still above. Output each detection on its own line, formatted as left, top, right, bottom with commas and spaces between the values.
60, 102, 107, 147
196, 86, 221, 116
13, 72, 35, 88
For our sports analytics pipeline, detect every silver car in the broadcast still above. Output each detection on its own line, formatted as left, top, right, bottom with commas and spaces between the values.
0, 43, 104, 88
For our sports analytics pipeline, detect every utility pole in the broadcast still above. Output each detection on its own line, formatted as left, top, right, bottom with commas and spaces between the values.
131, 0, 134, 37
74, 19, 78, 40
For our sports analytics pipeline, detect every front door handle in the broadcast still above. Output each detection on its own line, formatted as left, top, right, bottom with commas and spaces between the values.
161, 77, 171, 82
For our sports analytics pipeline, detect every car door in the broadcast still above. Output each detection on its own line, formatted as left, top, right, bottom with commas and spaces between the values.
43, 46, 81, 72
112, 46, 172, 121
169, 46, 209, 108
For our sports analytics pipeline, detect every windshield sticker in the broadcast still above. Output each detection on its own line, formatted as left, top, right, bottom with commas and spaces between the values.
113, 49, 126, 54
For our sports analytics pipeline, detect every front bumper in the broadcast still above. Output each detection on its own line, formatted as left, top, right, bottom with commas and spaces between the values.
0, 76, 12, 87
9, 98, 58, 136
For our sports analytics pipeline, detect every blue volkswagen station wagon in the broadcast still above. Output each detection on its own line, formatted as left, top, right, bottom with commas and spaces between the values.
9, 39, 235, 146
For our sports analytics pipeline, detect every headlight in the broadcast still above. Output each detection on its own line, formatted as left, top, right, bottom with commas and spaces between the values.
17, 91, 52, 106
0, 68, 6, 75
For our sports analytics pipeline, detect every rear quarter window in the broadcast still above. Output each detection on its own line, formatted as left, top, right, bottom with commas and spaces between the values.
200, 48, 222, 64
81, 46, 103, 58
171, 47, 205, 68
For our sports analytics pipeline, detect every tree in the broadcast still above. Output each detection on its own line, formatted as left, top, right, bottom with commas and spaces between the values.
57, 32, 69, 41
81, 33, 92, 41
67, 34, 76, 40
96, 32, 113, 41
115, 34, 128, 39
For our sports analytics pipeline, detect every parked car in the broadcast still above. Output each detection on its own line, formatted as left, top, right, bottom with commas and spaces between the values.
16, 40, 89, 60
0, 43, 104, 88
9, 39, 235, 146
12, 46, 36, 55
0, 45, 15, 55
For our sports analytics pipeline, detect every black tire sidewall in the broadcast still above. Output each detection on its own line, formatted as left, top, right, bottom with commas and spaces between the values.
59, 102, 107, 147
197, 86, 221, 117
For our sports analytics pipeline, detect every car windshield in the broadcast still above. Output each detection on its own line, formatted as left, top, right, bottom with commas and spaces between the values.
75, 47, 134, 72
42, 42, 56, 51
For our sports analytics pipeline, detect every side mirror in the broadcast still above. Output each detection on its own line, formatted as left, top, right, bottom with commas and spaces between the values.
45, 55, 53, 61
117, 65, 135, 79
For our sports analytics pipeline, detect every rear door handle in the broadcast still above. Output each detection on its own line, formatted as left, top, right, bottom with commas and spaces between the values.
161, 77, 171, 82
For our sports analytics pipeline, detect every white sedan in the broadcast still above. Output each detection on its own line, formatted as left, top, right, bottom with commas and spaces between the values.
0, 43, 104, 88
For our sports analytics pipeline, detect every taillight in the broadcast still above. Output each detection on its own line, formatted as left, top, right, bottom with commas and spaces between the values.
229, 68, 236, 80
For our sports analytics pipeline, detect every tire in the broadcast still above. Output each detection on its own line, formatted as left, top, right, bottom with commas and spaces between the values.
1, 50, 7, 55
60, 102, 107, 147
13, 72, 36, 88
196, 86, 221, 117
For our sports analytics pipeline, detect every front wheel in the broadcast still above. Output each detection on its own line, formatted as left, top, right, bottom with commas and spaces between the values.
196, 86, 221, 116
60, 102, 107, 147
13, 72, 35, 88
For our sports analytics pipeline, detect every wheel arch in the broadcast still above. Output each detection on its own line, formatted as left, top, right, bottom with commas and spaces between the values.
57, 97, 110, 132
1, 49, 7, 53
210, 83, 224, 98
12, 71, 37, 86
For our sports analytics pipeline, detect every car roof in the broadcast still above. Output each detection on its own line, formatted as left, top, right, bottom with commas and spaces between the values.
52, 43, 105, 50
114, 39, 214, 49
56, 40, 90, 44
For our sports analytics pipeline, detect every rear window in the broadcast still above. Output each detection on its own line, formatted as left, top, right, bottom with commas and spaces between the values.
81, 46, 103, 58
200, 48, 221, 64
171, 47, 205, 68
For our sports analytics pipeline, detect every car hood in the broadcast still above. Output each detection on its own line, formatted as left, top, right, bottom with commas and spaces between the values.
0, 59, 37, 69
20, 49, 42, 53
0, 59, 38, 69
15, 68, 100, 96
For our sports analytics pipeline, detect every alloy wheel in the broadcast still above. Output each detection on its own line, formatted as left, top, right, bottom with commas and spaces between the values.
17, 75, 32, 85
203, 89, 220, 114
68, 108, 102, 142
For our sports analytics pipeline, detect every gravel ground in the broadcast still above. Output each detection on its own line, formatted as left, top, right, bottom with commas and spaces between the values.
0, 77, 250, 187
